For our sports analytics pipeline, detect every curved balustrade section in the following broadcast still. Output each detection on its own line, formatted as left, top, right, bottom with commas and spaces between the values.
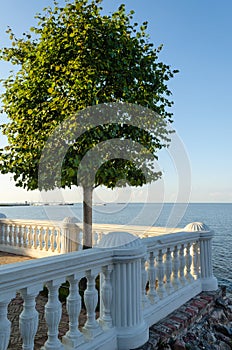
0, 219, 62, 257
0, 223, 218, 350
0, 217, 182, 257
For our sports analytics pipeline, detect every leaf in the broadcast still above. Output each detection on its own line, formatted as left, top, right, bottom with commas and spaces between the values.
47, 87, 54, 93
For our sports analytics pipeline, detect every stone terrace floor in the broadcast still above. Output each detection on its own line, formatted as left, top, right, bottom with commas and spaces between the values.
0, 251, 33, 265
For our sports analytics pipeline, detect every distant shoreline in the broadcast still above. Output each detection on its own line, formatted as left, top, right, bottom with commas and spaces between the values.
0, 203, 30, 207
0, 202, 232, 207
0, 203, 74, 207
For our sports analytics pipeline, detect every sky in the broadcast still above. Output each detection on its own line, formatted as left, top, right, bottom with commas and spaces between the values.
0, 0, 232, 204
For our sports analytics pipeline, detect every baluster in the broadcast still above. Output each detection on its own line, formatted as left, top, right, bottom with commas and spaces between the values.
78, 231, 83, 250
44, 227, 49, 251
54, 228, 58, 251
23, 226, 27, 248
63, 275, 84, 348
99, 232, 104, 242
179, 244, 187, 285
0, 297, 13, 350
100, 232, 106, 243
56, 227, 60, 253
59, 228, 63, 253
1, 224, 4, 244
54, 228, 57, 252
4, 223, 8, 244
83, 270, 102, 339
193, 241, 200, 278
37, 226, 43, 250
172, 245, 181, 290
13, 224, 17, 246
99, 265, 113, 329
141, 255, 149, 308
9, 224, 13, 246
57, 228, 61, 252
185, 242, 194, 282
0, 223, 3, 244
53, 228, 57, 252
93, 231, 98, 246
147, 251, 158, 303
50, 228, 55, 252
32, 226, 38, 249
19, 287, 40, 350
18, 225, 23, 247
56, 228, 61, 253
165, 247, 174, 294
42, 280, 64, 350
157, 249, 167, 298
28, 225, 32, 248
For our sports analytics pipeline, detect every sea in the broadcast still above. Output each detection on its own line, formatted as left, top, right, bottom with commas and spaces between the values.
0, 202, 231, 291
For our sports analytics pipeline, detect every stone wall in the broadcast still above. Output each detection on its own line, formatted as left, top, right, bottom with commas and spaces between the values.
135, 287, 232, 350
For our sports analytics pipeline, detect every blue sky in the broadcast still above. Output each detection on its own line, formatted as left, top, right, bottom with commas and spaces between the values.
0, 0, 231, 203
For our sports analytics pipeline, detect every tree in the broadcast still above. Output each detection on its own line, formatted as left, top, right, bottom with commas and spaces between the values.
0, 0, 178, 247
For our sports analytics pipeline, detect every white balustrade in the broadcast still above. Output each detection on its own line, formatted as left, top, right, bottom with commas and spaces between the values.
179, 244, 187, 286
165, 247, 174, 295
83, 269, 102, 339
0, 219, 62, 257
63, 275, 85, 348
22, 226, 27, 248
18, 225, 23, 247
156, 249, 167, 298
141, 255, 149, 308
19, 287, 41, 350
172, 245, 181, 290
99, 265, 113, 329
147, 251, 158, 303
0, 296, 14, 350
42, 279, 65, 350
8, 224, 13, 246
185, 242, 194, 282
0, 222, 218, 350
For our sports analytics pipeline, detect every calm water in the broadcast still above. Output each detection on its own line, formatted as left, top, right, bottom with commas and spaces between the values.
0, 203, 231, 291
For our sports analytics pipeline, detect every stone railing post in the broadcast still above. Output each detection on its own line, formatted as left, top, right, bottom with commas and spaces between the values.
61, 217, 82, 253
97, 231, 148, 350
184, 222, 218, 291
0, 214, 6, 245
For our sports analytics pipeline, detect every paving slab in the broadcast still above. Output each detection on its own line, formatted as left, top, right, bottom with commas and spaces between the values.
0, 251, 34, 265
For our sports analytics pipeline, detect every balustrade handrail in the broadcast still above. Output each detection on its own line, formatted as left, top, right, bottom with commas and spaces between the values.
0, 218, 61, 227
0, 218, 180, 234
91, 223, 181, 235
0, 230, 199, 293
0, 248, 112, 299
143, 230, 201, 251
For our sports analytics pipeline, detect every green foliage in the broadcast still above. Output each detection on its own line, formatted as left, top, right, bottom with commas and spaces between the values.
0, 0, 178, 191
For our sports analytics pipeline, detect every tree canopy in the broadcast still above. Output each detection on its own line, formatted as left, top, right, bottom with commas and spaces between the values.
0, 0, 178, 246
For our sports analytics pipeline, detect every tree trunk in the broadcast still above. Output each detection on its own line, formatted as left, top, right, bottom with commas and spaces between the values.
83, 186, 93, 248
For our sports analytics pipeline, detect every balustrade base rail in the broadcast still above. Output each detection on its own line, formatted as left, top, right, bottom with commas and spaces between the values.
144, 279, 202, 327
